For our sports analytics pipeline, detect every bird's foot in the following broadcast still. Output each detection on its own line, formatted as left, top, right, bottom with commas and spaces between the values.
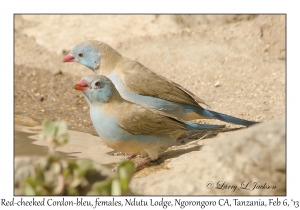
113, 153, 141, 159
126, 154, 144, 160
110, 157, 152, 173
134, 157, 152, 169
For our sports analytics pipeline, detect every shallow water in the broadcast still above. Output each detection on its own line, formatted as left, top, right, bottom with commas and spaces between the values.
15, 130, 48, 156
14, 124, 125, 168
14, 121, 212, 177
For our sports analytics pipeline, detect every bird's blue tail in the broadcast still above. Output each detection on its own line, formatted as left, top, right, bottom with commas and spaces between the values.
195, 108, 258, 127
184, 122, 225, 131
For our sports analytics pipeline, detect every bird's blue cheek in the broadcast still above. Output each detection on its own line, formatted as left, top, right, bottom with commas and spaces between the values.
93, 61, 100, 69
88, 58, 100, 70
80, 59, 95, 71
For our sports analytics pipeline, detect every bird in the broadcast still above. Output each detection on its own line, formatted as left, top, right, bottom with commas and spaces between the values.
64, 40, 258, 127
74, 75, 225, 161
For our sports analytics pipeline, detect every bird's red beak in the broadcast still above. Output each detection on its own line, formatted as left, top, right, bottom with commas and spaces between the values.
63, 53, 76, 62
75, 79, 89, 91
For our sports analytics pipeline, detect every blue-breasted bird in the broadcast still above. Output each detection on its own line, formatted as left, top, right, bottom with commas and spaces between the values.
75, 75, 225, 160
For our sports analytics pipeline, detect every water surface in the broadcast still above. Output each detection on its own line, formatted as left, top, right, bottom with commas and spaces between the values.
14, 124, 124, 166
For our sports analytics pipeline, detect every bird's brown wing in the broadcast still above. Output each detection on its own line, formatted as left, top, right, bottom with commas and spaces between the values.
119, 60, 208, 107
117, 102, 186, 138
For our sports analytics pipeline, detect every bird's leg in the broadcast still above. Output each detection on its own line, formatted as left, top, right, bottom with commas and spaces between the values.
110, 157, 153, 173
135, 157, 152, 169
126, 154, 137, 159
113, 152, 141, 160
126, 154, 145, 160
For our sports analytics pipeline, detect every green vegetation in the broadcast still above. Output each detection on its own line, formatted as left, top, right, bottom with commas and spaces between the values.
20, 119, 135, 195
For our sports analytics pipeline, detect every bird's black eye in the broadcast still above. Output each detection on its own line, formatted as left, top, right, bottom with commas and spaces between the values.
95, 81, 101, 87
78, 52, 84, 58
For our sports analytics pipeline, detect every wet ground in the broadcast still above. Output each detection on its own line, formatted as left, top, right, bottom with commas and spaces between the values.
14, 114, 241, 179
14, 65, 97, 135
14, 123, 124, 169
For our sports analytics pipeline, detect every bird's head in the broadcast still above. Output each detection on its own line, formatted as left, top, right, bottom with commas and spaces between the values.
75, 75, 116, 104
63, 40, 102, 72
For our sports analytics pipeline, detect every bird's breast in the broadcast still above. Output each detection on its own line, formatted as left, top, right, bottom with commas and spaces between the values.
90, 106, 122, 141
89, 105, 174, 159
